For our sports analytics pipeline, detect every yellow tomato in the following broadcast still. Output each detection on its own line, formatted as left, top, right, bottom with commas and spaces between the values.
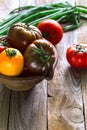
0, 48, 24, 76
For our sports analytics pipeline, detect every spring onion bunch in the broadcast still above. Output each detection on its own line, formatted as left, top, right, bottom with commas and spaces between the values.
0, 2, 87, 36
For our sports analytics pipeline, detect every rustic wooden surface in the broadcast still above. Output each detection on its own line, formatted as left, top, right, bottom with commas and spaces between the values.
48, 0, 87, 130
0, 0, 87, 130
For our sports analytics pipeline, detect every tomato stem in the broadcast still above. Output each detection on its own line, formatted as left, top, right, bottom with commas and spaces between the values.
76, 44, 87, 53
33, 46, 51, 63
24, 23, 29, 30
43, 32, 49, 39
5, 48, 17, 58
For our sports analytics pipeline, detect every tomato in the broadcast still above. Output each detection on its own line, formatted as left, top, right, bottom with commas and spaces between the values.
37, 19, 63, 45
0, 48, 24, 76
7, 23, 42, 53
0, 46, 6, 53
0, 37, 8, 53
66, 44, 87, 68
24, 38, 57, 76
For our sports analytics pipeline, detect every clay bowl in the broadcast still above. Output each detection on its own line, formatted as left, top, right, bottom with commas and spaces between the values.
0, 36, 58, 91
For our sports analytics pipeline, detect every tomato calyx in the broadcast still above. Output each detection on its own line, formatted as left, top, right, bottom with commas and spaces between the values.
72, 44, 87, 56
5, 48, 17, 58
43, 32, 49, 39
24, 23, 30, 30
33, 45, 51, 63
76, 44, 87, 53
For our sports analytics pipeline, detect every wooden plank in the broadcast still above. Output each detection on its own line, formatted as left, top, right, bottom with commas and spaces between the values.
48, 33, 85, 130
0, 84, 10, 130
8, 80, 47, 130
75, 0, 87, 130
48, 0, 85, 129
81, 70, 87, 130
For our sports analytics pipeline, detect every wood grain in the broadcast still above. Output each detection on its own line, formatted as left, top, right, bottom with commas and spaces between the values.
8, 80, 47, 130
0, 84, 10, 130
48, 0, 86, 130
48, 33, 85, 130
76, 1, 87, 130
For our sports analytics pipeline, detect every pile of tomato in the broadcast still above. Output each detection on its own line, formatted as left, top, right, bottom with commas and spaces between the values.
0, 18, 85, 76
0, 19, 63, 77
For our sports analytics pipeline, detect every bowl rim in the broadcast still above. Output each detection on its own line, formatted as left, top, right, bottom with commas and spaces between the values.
0, 73, 45, 80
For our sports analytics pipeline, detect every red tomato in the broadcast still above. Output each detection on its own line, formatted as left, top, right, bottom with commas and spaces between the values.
66, 44, 87, 68
37, 19, 63, 45
0, 38, 8, 53
0, 46, 6, 53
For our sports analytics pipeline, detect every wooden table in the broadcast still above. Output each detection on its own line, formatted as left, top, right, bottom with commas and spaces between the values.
0, 0, 87, 130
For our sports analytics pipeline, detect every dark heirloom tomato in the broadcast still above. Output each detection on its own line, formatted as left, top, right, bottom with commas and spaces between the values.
24, 38, 57, 76
7, 23, 42, 53
66, 44, 87, 68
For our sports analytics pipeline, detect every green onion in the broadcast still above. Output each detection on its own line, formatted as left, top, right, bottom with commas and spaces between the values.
63, 22, 82, 32
0, 2, 87, 36
29, 8, 77, 26
0, 6, 55, 31
21, 8, 62, 23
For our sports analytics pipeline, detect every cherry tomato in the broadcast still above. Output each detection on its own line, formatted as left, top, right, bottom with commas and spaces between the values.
7, 23, 42, 53
66, 44, 87, 68
24, 38, 57, 76
37, 19, 63, 45
0, 48, 24, 76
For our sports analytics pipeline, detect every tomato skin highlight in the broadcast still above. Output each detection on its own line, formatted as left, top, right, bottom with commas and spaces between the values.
66, 44, 87, 69
37, 19, 63, 45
